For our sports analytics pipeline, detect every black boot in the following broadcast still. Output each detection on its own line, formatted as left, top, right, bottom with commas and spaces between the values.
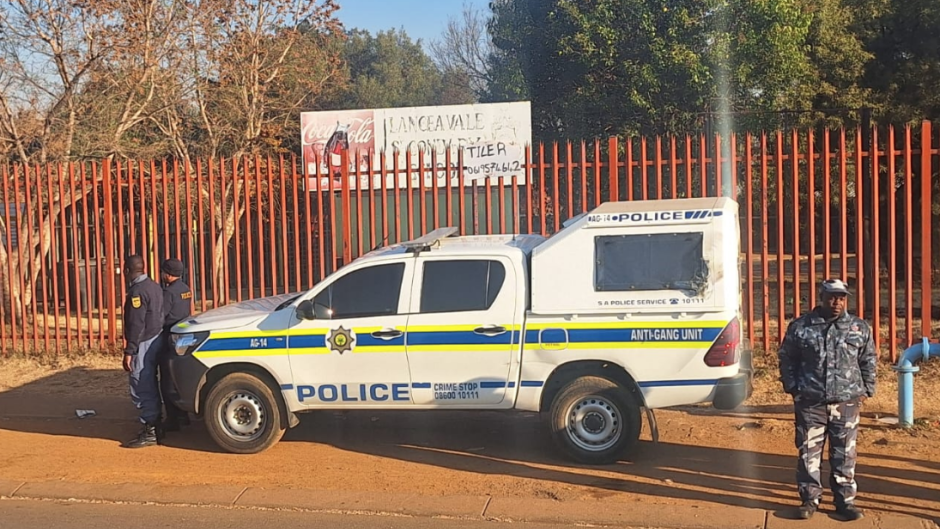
797, 501, 817, 519
123, 423, 158, 448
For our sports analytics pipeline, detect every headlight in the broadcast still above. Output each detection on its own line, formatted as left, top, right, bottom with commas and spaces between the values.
170, 331, 209, 356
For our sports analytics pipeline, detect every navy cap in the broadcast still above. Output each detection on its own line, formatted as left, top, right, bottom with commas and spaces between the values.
160, 258, 186, 277
820, 278, 850, 296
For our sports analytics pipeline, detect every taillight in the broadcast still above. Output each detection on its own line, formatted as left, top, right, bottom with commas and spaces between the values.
704, 317, 741, 367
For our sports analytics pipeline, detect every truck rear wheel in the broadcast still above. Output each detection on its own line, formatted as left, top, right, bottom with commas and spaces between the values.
549, 376, 641, 464
204, 373, 286, 454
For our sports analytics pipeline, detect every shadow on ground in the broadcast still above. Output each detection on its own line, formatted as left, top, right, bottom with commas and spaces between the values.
1, 367, 938, 525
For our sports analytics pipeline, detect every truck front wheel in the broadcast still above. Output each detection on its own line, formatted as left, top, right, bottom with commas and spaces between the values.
549, 376, 641, 464
204, 373, 286, 454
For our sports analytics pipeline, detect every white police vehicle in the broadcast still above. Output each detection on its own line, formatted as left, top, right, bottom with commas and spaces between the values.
166, 197, 751, 464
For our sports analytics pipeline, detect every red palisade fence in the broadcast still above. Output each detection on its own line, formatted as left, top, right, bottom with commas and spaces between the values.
0, 122, 937, 362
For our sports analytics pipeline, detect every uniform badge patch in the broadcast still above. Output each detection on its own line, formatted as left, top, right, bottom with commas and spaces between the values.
181, 292, 192, 300
327, 326, 356, 355
131, 296, 141, 308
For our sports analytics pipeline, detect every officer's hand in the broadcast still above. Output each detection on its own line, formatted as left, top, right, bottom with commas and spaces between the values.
122, 354, 133, 372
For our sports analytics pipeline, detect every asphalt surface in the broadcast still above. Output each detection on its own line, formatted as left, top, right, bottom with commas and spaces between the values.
0, 499, 661, 529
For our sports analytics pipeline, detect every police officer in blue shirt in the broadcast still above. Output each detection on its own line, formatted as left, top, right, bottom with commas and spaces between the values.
158, 258, 193, 433
121, 255, 165, 449
778, 279, 876, 521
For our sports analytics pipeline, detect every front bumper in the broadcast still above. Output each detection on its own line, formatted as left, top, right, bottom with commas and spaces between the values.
166, 353, 209, 415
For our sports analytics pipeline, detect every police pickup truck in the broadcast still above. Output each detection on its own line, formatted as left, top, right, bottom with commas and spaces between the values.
166, 197, 751, 464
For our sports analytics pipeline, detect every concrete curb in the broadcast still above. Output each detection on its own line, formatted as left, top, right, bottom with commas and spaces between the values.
1, 479, 935, 529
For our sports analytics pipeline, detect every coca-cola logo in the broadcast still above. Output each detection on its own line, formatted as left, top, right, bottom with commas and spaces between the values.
301, 112, 376, 146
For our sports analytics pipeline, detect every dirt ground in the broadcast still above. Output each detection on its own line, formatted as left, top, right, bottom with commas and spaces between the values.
1, 353, 938, 524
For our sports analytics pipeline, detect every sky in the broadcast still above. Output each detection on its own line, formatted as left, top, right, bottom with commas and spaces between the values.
334, 0, 490, 48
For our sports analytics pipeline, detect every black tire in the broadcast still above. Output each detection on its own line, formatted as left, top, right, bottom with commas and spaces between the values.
204, 373, 286, 454
549, 376, 642, 465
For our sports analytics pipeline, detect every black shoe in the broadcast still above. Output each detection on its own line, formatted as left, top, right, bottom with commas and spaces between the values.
836, 504, 864, 521
123, 424, 158, 448
797, 502, 817, 519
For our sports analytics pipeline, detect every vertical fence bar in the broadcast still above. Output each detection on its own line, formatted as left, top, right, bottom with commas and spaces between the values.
173, 160, 183, 265
640, 138, 648, 200
160, 161, 171, 280
370, 152, 378, 246
57, 164, 72, 351
288, 156, 301, 292
872, 127, 881, 352
69, 163, 84, 349
791, 131, 801, 317
904, 126, 914, 347
608, 137, 619, 202
276, 157, 288, 294
431, 150, 439, 230
685, 135, 693, 199
355, 151, 364, 256
91, 162, 104, 348
42, 164, 58, 352
888, 126, 898, 357
670, 137, 678, 199
302, 156, 316, 286
538, 144, 546, 236
265, 157, 278, 294
81, 163, 95, 348
2, 167, 17, 352
499, 175, 507, 233
823, 129, 831, 280
314, 157, 326, 281
485, 174, 493, 234
127, 160, 137, 260
205, 158, 216, 308
247, 157, 258, 298
382, 151, 391, 243
406, 151, 414, 240
103, 161, 117, 345
512, 166, 520, 234
699, 134, 708, 197
920, 121, 933, 338
417, 150, 426, 238
594, 140, 602, 207
807, 130, 816, 310
854, 129, 865, 319
217, 158, 228, 304
715, 135, 723, 197
231, 158, 242, 303
195, 159, 208, 312
20, 165, 34, 350
760, 134, 770, 350
744, 134, 755, 342
329, 157, 339, 272
840, 130, 849, 285
444, 150, 453, 229
566, 140, 574, 220
456, 150, 465, 235
776, 132, 785, 336
580, 140, 588, 213
552, 142, 560, 233
182, 161, 195, 308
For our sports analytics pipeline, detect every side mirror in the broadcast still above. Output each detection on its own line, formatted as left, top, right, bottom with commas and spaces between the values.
296, 300, 316, 321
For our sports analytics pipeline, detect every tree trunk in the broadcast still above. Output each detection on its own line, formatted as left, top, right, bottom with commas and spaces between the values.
211, 182, 246, 306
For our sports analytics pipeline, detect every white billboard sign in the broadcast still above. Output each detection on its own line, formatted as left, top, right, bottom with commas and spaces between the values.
300, 101, 531, 189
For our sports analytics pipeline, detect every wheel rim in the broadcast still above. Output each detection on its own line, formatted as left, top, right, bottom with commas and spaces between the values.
219, 390, 266, 442
565, 395, 621, 452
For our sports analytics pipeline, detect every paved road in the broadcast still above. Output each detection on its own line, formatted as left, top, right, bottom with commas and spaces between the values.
0, 499, 658, 529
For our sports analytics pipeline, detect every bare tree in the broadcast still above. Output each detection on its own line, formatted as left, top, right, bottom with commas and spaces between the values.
429, 2, 493, 100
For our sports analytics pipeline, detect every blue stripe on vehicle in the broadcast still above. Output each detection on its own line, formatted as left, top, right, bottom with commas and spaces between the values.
521, 381, 544, 387
638, 379, 718, 388
523, 327, 722, 344
280, 384, 294, 391
411, 382, 432, 389
479, 381, 506, 389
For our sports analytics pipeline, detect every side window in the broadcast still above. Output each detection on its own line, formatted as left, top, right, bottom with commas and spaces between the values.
313, 263, 405, 319
594, 233, 707, 292
420, 260, 506, 313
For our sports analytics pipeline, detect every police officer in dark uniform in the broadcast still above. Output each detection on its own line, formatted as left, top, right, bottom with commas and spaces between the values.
159, 258, 193, 433
121, 255, 165, 449
778, 279, 876, 521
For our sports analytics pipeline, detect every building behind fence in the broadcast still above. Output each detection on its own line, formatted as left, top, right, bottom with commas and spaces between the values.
0, 122, 937, 362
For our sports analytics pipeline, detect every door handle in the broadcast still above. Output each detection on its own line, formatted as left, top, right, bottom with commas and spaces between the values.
371, 328, 403, 340
474, 325, 507, 336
